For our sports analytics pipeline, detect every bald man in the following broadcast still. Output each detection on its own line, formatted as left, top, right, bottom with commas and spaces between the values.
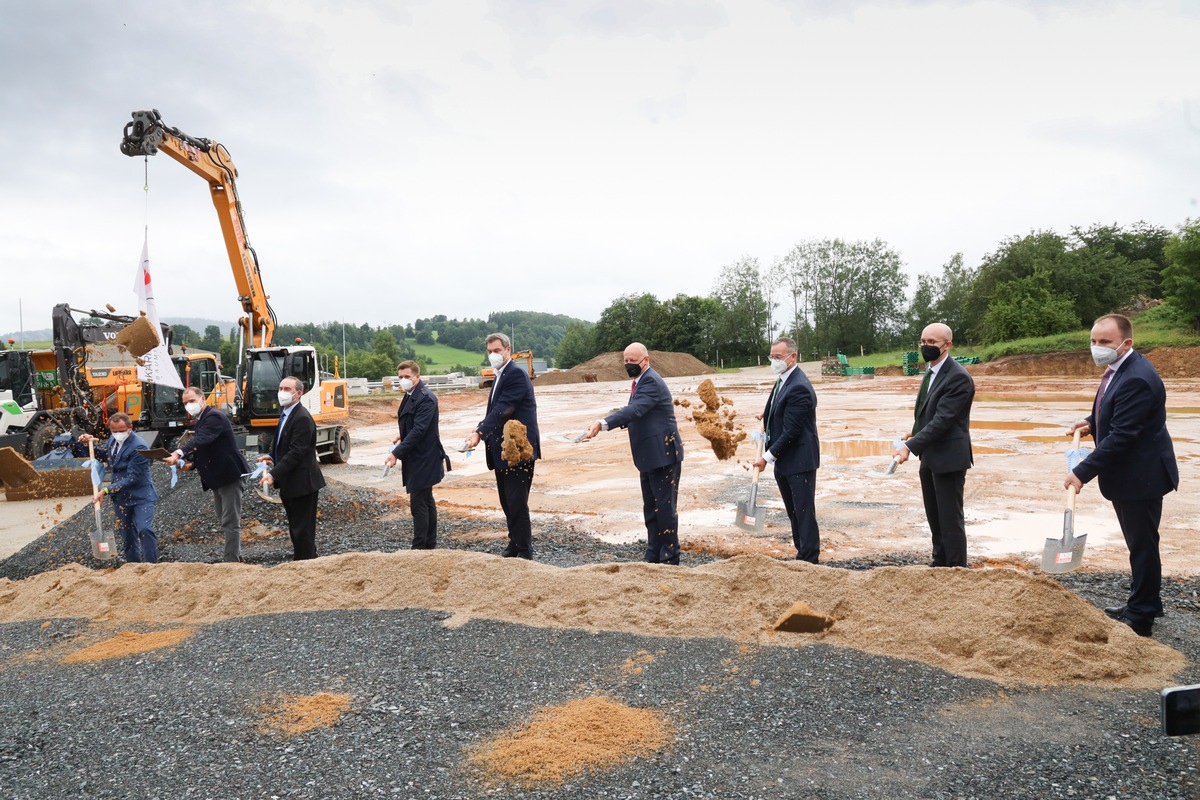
894, 323, 975, 567
587, 343, 685, 564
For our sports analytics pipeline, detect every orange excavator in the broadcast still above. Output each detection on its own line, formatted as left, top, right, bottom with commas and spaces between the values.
121, 109, 351, 461
478, 349, 535, 389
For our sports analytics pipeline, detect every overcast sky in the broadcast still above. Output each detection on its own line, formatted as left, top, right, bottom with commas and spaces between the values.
3, 0, 1198, 339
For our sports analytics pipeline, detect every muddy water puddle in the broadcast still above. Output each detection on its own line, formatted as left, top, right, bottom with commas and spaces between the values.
823, 440, 1013, 459
971, 420, 1056, 431
974, 394, 1091, 403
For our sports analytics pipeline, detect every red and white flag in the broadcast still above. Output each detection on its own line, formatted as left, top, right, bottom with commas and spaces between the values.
133, 233, 184, 390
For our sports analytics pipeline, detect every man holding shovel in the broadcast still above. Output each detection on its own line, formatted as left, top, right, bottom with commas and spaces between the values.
75, 412, 159, 563
586, 343, 684, 565
1065, 314, 1179, 637
753, 337, 821, 563
894, 323, 975, 568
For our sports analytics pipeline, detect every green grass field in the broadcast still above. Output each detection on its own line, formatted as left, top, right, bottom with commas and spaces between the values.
410, 341, 484, 370
4, 340, 52, 350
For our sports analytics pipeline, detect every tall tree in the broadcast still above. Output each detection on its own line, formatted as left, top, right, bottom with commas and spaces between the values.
712, 257, 771, 364
1163, 218, 1200, 328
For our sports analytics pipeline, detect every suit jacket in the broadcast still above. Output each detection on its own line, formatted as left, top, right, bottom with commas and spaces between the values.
905, 356, 974, 473
269, 403, 326, 499
476, 360, 541, 470
180, 406, 250, 491
1072, 350, 1179, 502
73, 433, 158, 507
604, 367, 684, 474
391, 380, 448, 492
762, 367, 819, 475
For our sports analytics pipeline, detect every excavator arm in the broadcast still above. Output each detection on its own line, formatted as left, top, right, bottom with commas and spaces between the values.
120, 109, 276, 349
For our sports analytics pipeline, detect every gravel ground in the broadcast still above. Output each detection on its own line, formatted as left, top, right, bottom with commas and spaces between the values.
1, 609, 1198, 800
2, 468, 1199, 798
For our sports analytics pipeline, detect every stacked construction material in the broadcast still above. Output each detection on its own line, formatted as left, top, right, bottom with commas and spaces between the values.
902, 351, 921, 376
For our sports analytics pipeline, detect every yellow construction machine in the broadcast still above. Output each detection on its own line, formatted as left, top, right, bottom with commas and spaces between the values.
121, 110, 351, 461
478, 349, 535, 389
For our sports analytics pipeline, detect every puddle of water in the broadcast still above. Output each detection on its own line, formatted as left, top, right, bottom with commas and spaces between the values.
973, 446, 1015, 455
1017, 434, 1073, 443
1169, 407, 1200, 415
974, 394, 1090, 403
970, 420, 1056, 431
822, 440, 893, 459
968, 512, 1123, 555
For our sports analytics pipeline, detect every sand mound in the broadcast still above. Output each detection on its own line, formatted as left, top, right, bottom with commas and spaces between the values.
0, 552, 1182, 688
114, 314, 160, 358
468, 696, 672, 786
256, 692, 352, 737
61, 627, 194, 664
535, 351, 716, 385
972, 347, 1199, 379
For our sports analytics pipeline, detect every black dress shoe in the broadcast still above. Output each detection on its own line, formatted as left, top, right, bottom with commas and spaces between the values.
517, 551, 533, 560
500, 545, 519, 558
1116, 613, 1153, 637
1104, 605, 1165, 619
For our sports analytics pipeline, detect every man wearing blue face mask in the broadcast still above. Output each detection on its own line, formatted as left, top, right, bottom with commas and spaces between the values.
75, 413, 159, 563
1066, 314, 1179, 638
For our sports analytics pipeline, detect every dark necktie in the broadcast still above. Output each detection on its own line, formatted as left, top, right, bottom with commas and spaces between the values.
1093, 367, 1114, 421
764, 377, 782, 438
630, 380, 636, 397
912, 369, 933, 436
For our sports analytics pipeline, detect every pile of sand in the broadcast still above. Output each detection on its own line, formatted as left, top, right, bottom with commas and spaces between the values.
688, 379, 746, 460
114, 314, 160, 358
468, 696, 672, 786
61, 627, 194, 664
975, 347, 1200, 379
535, 351, 716, 386
0, 552, 1182, 689
255, 692, 352, 737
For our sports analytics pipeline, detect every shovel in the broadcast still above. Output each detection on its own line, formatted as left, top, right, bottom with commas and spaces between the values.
87, 440, 116, 560
1041, 429, 1089, 573
367, 463, 394, 484
735, 430, 766, 533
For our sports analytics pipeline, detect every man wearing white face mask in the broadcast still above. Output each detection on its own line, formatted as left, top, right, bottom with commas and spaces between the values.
257, 376, 326, 560
164, 387, 251, 562
753, 337, 821, 563
385, 361, 448, 550
1066, 314, 1179, 638
75, 413, 159, 563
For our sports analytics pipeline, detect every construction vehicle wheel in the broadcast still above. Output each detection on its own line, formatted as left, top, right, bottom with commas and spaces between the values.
321, 426, 351, 464
27, 420, 63, 460
478, 379, 493, 390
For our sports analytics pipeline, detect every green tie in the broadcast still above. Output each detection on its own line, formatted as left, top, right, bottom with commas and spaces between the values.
912, 368, 932, 435
763, 377, 783, 443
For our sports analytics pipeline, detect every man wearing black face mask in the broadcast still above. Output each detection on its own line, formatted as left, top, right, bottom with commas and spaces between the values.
585, 343, 685, 564
1065, 314, 1178, 637
893, 323, 975, 567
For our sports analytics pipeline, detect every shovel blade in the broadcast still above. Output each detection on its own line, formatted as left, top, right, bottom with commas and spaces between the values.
1040, 533, 1088, 573
256, 486, 282, 504
734, 501, 765, 532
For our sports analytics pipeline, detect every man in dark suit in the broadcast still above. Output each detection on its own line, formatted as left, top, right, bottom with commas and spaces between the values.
259, 376, 326, 560
385, 360, 448, 550
894, 322, 975, 568
753, 337, 820, 563
586, 343, 685, 565
465, 333, 540, 559
1066, 314, 1179, 637
76, 412, 159, 563
165, 386, 251, 562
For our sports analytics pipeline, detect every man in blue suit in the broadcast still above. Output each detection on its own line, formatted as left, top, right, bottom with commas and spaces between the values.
753, 337, 821, 563
76, 412, 159, 563
465, 333, 540, 559
165, 386, 251, 563
385, 360, 448, 550
586, 343, 684, 565
1066, 314, 1179, 637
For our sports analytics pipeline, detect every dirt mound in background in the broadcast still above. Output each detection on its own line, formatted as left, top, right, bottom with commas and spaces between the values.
971, 347, 1199, 378
0, 552, 1182, 689
535, 351, 716, 386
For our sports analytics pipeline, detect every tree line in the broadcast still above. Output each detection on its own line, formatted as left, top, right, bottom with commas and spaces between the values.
556, 219, 1200, 368
154, 217, 1200, 377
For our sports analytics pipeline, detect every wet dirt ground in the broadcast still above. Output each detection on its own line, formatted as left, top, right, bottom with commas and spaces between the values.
328, 365, 1200, 575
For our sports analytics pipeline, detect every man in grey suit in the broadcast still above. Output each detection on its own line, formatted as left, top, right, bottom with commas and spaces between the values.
586, 343, 684, 564
894, 322, 975, 567
753, 337, 821, 563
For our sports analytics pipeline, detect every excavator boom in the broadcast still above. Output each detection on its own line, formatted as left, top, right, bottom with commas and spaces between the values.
121, 109, 276, 349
